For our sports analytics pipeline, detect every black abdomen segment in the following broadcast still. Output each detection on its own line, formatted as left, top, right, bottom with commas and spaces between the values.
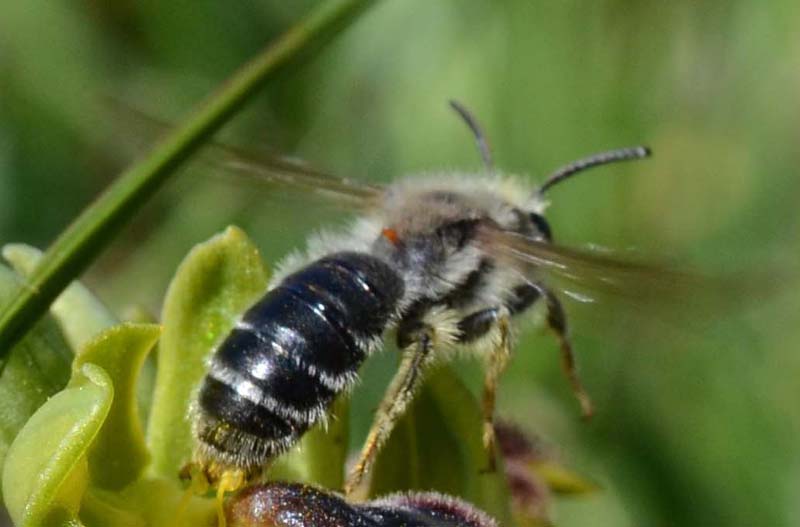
195, 252, 404, 472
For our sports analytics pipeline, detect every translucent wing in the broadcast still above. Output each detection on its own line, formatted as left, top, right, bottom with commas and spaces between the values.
202, 140, 385, 211
478, 225, 765, 318
110, 101, 385, 211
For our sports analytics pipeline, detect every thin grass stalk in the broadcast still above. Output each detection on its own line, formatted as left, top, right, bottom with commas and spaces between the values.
0, 0, 378, 359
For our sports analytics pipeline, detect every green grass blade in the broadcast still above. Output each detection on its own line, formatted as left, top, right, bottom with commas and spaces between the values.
3, 243, 118, 352
0, 264, 73, 503
0, 0, 378, 358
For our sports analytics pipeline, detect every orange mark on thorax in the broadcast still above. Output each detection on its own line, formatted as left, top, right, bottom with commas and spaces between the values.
381, 227, 400, 246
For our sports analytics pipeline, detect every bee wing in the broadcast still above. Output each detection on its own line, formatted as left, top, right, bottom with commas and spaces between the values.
202, 140, 386, 211
478, 225, 764, 319
110, 101, 386, 211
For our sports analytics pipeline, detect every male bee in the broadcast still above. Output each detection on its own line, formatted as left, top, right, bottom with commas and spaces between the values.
190, 101, 656, 495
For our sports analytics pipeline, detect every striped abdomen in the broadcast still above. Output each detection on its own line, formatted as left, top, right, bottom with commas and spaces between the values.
194, 252, 404, 475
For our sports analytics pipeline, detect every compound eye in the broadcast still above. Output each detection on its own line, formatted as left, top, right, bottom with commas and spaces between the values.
529, 213, 553, 241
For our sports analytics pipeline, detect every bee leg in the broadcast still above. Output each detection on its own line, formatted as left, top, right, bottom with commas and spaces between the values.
484, 312, 513, 471
345, 324, 436, 498
537, 285, 594, 418
457, 307, 512, 472
215, 470, 246, 527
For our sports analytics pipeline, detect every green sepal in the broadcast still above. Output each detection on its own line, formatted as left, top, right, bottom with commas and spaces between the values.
73, 323, 161, 490
270, 396, 350, 490
146, 226, 269, 478
0, 263, 72, 503
367, 365, 515, 525
2, 363, 112, 527
531, 460, 599, 495
79, 478, 214, 527
3, 243, 117, 353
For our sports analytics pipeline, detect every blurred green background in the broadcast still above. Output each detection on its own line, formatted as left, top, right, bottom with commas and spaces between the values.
1, 1, 798, 526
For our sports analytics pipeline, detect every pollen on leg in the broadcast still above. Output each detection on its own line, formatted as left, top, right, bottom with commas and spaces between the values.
216, 469, 247, 527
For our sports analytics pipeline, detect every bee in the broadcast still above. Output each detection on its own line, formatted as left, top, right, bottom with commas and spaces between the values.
190, 101, 657, 495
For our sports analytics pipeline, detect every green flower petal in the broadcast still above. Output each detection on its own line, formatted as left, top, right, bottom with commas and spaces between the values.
367, 366, 514, 525
531, 460, 599, 495
3, 244, 117, 352
270, 397, 350, 489
0, 263, 72, 503
2, 363, 112, 527
146, 226, 268, 478
73, 323, 161, 490
80, 478, 214, 527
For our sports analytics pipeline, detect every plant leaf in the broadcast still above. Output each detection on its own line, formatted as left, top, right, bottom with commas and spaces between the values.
146, 226, 268, 478
73, 323, 161, 490
3, 243, 118, 353
367, 365, 515, 526
2, 363, 112, 527
0, 263, 72, 503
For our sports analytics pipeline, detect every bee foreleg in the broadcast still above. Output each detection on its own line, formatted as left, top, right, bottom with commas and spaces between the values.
345, 325, 436, 498
455, 307, 513, 472
536, 285, 594, 418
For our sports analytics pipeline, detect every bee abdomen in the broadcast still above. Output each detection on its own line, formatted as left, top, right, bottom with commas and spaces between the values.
195, 252, 404, 473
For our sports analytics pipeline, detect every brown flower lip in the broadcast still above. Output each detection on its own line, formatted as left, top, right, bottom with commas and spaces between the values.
227, 482, 498, 527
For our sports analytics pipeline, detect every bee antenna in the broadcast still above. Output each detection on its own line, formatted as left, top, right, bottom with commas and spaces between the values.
449, 100, 494, 171
538, 146, 651, 195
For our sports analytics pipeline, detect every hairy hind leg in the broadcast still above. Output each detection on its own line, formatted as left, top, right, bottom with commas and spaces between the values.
345, 325, 436, 498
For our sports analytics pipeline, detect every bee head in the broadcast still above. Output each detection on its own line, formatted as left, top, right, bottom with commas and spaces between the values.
447, 100, 649, 243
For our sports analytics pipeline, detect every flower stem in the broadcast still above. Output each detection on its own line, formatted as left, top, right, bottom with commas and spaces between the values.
0, 0, 378, 358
